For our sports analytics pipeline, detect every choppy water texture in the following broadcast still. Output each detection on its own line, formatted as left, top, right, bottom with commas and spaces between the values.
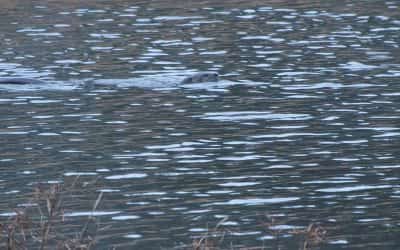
1, 0, 400, 249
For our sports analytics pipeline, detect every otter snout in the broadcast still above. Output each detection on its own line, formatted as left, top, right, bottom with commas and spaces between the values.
181, 72, 219, 84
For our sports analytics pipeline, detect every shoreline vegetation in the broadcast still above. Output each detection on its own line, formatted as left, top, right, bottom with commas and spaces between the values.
0, 178, 101, 250
0, 179, 327, 250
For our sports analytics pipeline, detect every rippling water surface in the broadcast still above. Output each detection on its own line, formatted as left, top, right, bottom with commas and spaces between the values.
1, 0, 400, 249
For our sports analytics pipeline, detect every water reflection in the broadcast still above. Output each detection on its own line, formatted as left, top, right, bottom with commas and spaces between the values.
1, 0, 400, 249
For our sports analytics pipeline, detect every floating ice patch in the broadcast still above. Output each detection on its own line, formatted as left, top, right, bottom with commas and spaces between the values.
251, 132, 332, 139
195, 111, 312, 122
375, 70, 400, 77
64, 211, 121, 217
0, 212, 18, 217
277, 71, 320, 76
112, 215, 140, 220
106, 173, 148, 180
64, 172, 97, 176
28, 32, 63, 37
370, 27, 400, 32
268, 225, 303, 230
373, 165, 400, 169
316, 185, 392, 193
329, 240, 349, 244
213, 197, 300, 205
241, 35, 271, 40
192, 37, 215, 42
217, 155, 263, 161
124, 234, 142, 239
153, 15, 204, 21
373, 132, 400, 137
218, 181, 261, 187
265, 164, 294, 169
340, 61, 377, 71
282, 82, 379, 90
17, 28, 46, 33
199, 50, 227, 55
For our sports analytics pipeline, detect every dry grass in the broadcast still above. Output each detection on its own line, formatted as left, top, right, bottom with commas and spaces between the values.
191, 215, 328, 250
192, 218, 229, 250
1, 180, 328, 250
0, 178, 102, 250
291, 223, 327, 250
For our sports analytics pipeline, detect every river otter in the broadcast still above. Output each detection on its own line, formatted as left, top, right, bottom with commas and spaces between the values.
0, 72, 219, 86
0, 78, 47, 85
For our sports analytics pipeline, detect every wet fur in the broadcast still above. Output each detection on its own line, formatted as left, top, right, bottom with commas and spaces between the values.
0, 78, 47, 85
180, 72, 219, 84
0, 72, 219, 85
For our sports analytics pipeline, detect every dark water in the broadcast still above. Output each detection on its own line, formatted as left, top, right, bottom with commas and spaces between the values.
1, 0, 400, 249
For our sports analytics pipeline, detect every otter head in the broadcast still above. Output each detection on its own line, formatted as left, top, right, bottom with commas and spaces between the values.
181, 72, 219, 84
200, 72, 219, 82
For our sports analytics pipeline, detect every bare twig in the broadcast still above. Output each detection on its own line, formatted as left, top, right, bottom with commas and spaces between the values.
0, 179, 101, 250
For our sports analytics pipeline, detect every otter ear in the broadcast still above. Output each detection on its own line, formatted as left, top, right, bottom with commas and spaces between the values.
182, 76, 193, 83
